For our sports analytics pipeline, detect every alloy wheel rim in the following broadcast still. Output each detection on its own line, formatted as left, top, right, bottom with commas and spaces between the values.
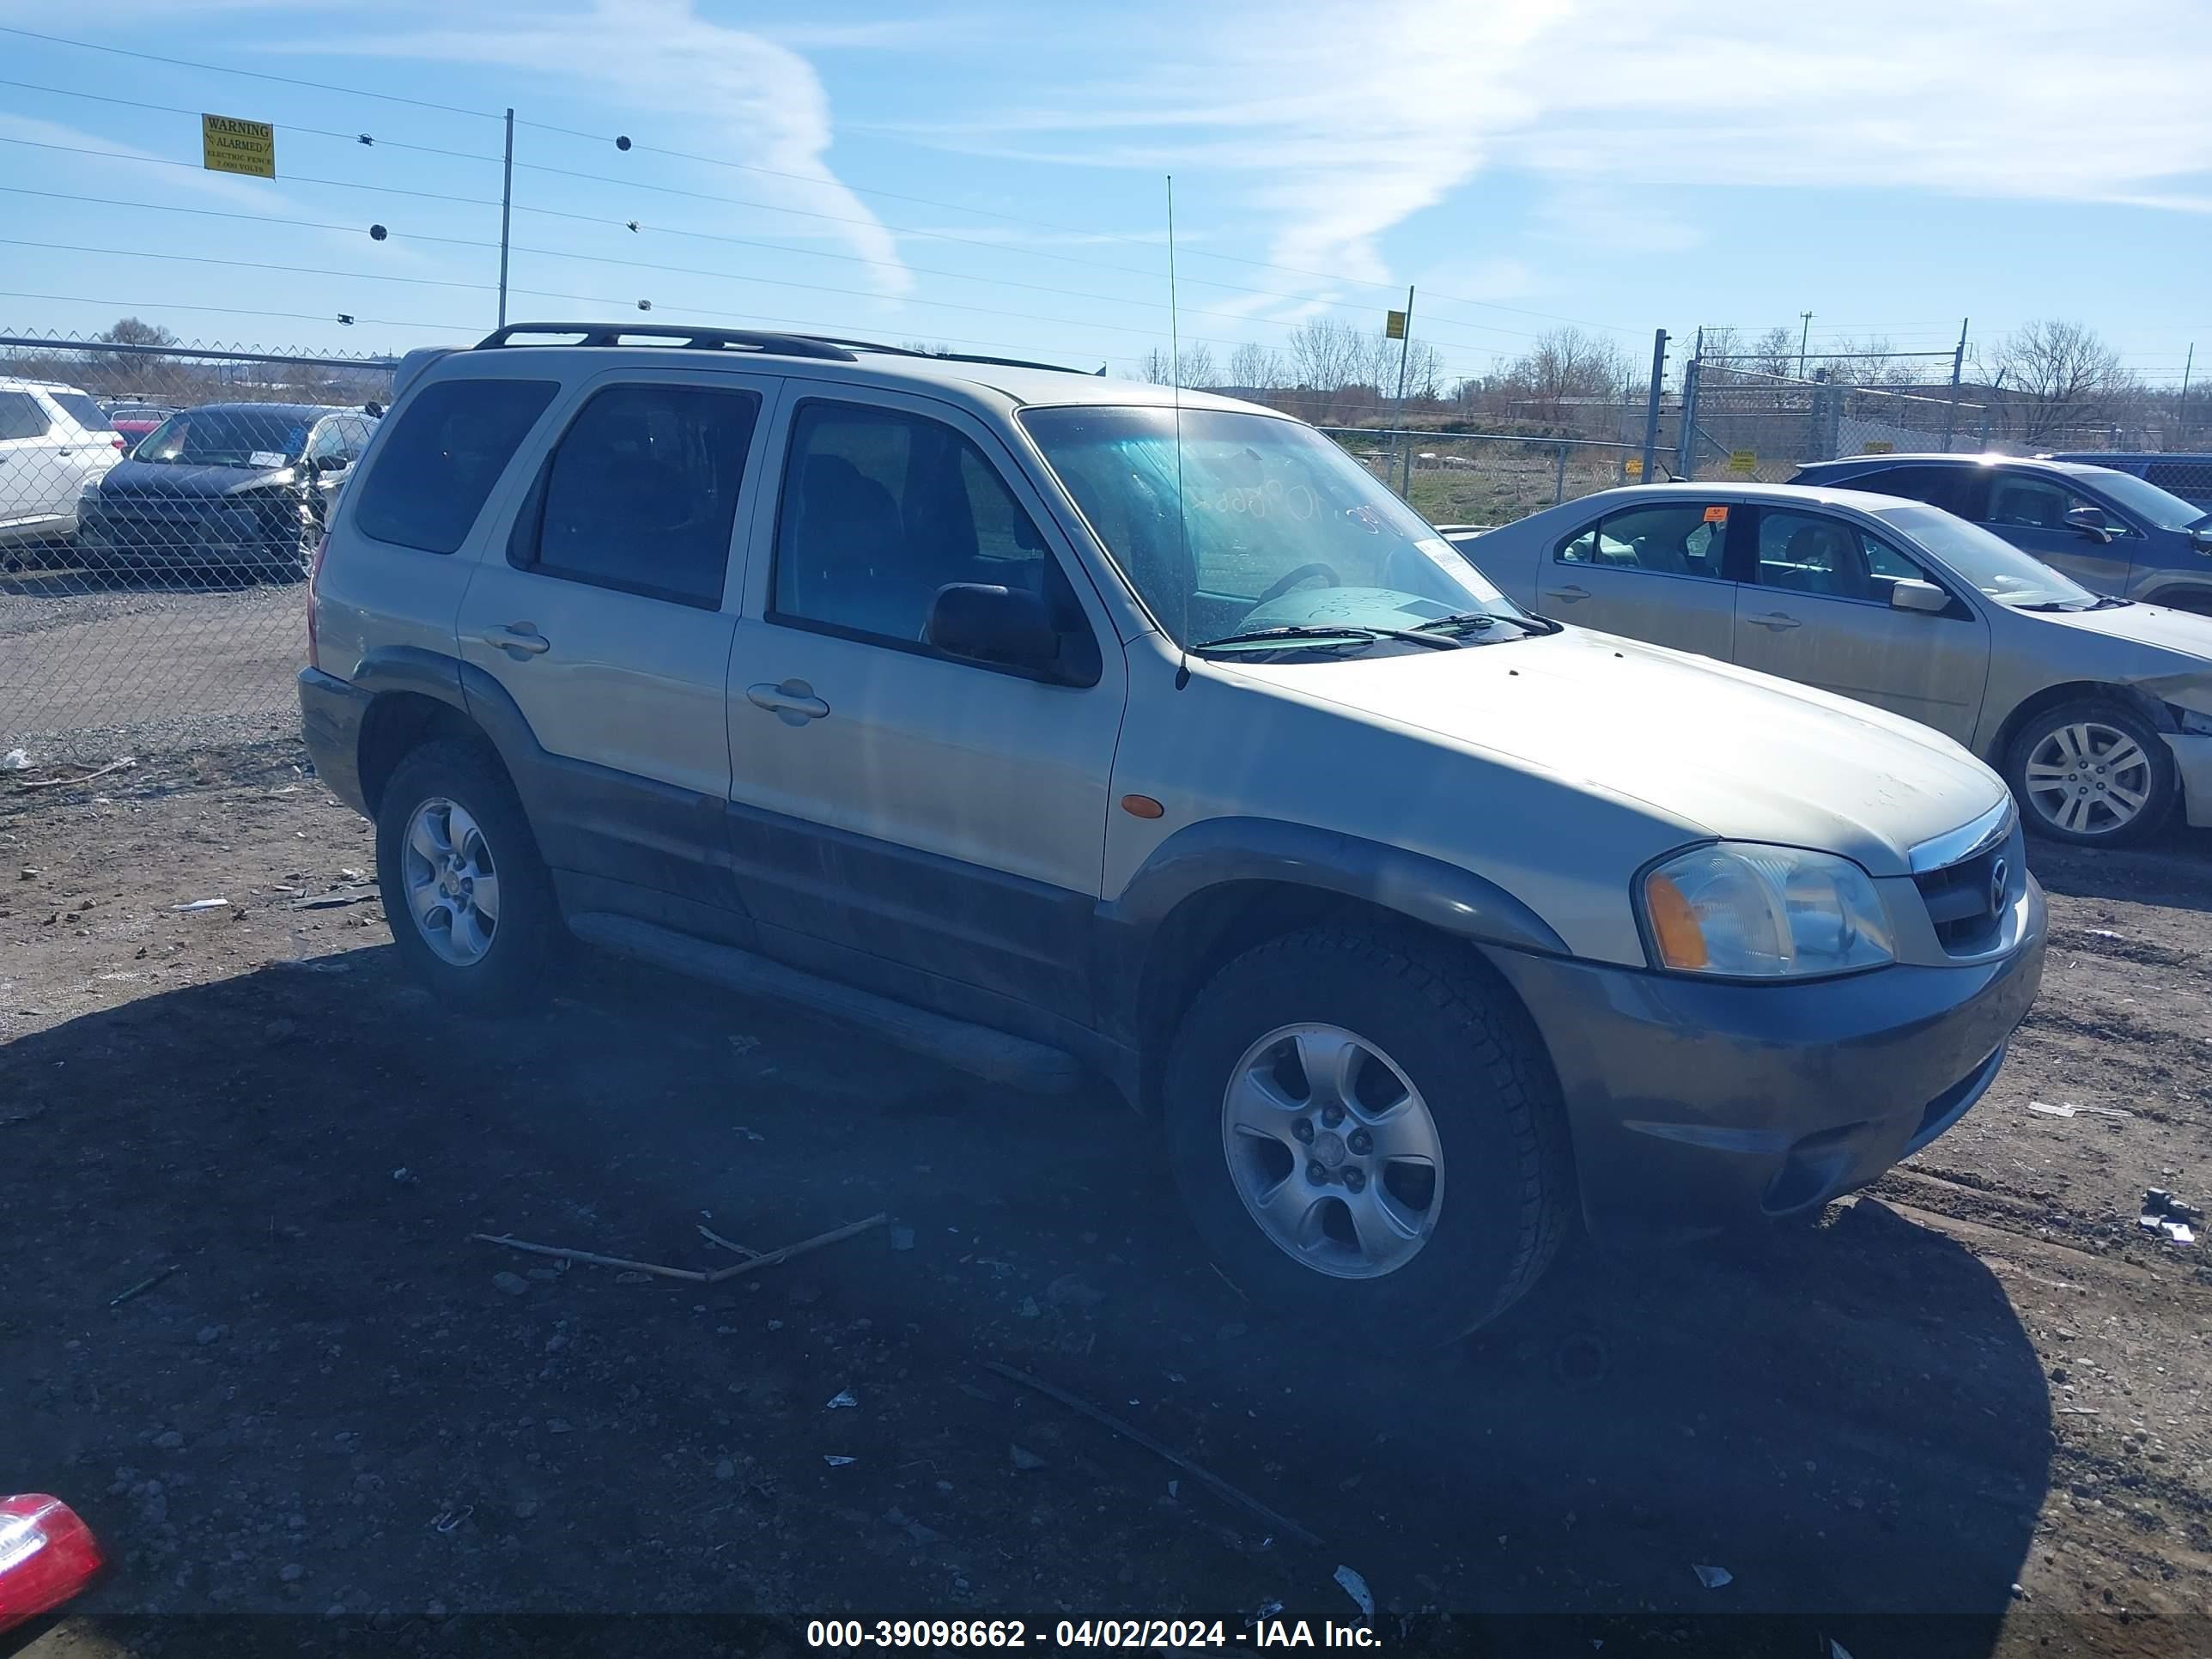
2023, 721, 2152, 836
1219, 1023, 1443, 1279
401, 796, 501, 965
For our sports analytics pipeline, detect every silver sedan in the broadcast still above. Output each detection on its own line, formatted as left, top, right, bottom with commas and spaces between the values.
1450, 482, 2212, 846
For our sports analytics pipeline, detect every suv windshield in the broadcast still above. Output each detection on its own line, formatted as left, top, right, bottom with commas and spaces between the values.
136, 410, 309, 467
2080, 466, 2209, 531
1877, 504, 2101, 608
1020, 404, 1524, 652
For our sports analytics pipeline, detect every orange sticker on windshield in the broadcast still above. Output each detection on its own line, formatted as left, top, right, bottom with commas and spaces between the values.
1702, 506, 1729, 523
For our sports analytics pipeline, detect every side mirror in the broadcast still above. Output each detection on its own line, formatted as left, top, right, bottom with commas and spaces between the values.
2064, 505, 2112, 543
925, 584, 1097, 684
315, 455, 349, 475
1889, 579, 1951, 614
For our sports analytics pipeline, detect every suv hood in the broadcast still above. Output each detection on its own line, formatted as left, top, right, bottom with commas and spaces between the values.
96, 459, 297, 500
1225, 626, 2008, 878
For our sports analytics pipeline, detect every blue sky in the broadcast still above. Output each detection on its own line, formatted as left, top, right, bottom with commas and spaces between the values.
2, 0, 2209, 386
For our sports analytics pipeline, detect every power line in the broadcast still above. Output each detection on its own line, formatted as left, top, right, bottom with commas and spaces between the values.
0, 77, 505, 166
0, 288, 477, 333
0, 134, 508, 212
0, 26, 495, 121
1, 237, 500, 293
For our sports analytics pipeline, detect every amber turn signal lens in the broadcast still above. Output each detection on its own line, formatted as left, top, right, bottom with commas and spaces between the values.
1644, 872, 1709, 969
1120, 794, 1164, 819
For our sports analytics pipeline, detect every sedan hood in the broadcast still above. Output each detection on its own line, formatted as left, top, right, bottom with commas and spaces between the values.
96, 459, 296, 500
2032, 597, 2212, 659
1224, 626, 2009, 878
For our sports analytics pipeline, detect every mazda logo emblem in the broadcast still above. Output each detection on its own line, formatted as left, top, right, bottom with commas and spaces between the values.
1989, 857, 2008, 915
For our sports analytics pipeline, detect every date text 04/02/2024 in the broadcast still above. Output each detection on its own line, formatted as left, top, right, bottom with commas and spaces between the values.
804, 1619, 1381, 1648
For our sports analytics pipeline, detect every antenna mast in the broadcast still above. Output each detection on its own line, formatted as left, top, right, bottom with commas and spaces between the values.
1167, 173, 1193, 687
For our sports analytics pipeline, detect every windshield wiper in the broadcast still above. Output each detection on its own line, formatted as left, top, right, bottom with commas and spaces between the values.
1192, 623, 1458, 653
1413, 609, 1560, 638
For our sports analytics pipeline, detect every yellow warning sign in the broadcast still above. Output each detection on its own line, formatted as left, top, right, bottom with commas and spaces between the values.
1624, 456, 1644, 478
202, 113, 276, 179
1726, 449, 1758, 477
1385, 310, 1407, 341
1860, 439, 1896, 453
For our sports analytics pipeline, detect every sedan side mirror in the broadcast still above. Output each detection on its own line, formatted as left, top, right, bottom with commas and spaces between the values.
1889, 579, 1951, 615
925, 583, 1099, 685
2064, 505, 2113, 543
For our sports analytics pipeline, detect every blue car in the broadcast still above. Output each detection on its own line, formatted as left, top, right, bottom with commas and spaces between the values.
1789, 453, 2212, 615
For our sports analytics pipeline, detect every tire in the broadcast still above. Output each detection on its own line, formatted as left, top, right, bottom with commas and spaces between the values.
2004, 696, 2178, 848
1163, 926, 1571, 1347
374, 738, 559, 1012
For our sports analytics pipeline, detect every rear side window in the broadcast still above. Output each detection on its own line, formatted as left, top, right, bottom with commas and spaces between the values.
1845, 464, 1972, 515
354, 379, 556, 554
514, 382, 761, 608
47, 392, 114, 433
0, 392, 51, 440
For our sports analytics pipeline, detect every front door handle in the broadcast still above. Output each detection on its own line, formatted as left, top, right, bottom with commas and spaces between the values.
1747, 611, 1802, 630
482, 623, 551, 656
747, 679, 830, 725
1543, 584, 1591, 604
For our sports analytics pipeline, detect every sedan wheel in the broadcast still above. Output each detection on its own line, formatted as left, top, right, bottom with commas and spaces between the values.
2007, 699, 2178, 847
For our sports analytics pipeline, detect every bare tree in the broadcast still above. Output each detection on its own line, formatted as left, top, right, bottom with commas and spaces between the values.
1138, 347, 1175, 386
1177, 343, 1217, 389
1227, 342, 1286, 390
1989, 319, 2132, 443
1287, 318, 1363, 392
1750, 326, 1798, 379
1506, 327, 1631, 420
97, 317, 179, 350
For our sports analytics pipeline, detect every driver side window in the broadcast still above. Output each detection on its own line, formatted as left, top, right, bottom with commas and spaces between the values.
1987, 476, 2105, 533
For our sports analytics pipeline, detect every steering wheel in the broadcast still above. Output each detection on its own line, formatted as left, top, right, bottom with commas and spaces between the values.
1253, 562, 1341, 606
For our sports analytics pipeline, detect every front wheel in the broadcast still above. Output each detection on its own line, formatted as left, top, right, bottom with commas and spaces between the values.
2005, 698, 2177, 847
1163, 927, 1571, 1347
374, 739, 559, 1012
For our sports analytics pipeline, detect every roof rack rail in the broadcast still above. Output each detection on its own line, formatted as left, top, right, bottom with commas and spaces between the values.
474, 322, 857, 362
799, 336, 1104, 377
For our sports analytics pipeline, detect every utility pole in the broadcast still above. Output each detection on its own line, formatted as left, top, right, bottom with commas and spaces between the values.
1941, 316, 1968, 453
2182, 343, 2195, 446
1389, 286, 1416, 498
1639, 328, 1668, 483
1676, 327, 1704, 478
497, 108, 515, 328
1797, 312, 1813, 379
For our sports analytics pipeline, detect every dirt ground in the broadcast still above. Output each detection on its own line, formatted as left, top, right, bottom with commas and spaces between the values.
2, 746, 2208, 1657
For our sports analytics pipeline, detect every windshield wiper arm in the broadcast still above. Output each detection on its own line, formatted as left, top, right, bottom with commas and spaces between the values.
1414, 609, 1559, 637
1193, 623, 1457, 653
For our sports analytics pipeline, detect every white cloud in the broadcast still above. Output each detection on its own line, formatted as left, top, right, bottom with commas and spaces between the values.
318, 0, 911, 295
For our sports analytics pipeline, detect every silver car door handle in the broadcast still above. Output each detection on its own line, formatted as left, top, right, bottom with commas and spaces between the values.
481, 623, 552, 656
1747, 611, 1802, 630
1543, 584, 1590, 603
746, 679, 830, 724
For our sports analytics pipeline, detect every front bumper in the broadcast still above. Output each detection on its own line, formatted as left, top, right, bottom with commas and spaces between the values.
2163, 732, 2212, 830
1486, 874, 2047, 1237
298, 667, 373, 817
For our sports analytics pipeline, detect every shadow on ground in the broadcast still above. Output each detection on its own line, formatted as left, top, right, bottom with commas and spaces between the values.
0, 942, 2051, 1650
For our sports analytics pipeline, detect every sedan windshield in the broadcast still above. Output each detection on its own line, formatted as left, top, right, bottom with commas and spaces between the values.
135, 410, 307, 467
2082, 467, 2209, 532
1878, 505, 2101, 609
1020, 404, 1527, 653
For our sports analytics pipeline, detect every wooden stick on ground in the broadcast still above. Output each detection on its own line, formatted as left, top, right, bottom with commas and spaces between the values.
982, 1359, 1322, 1549
12, 757, 138, 791
470, 1234, 708, 1283
701, 1212, 887, 1284
696, 1224, 760, 1259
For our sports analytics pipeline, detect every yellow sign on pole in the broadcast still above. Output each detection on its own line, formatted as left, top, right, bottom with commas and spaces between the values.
1727, 449, 1758, 477
202, 114, 276, 179
1624, 456, 1644, 478
1385, 310, 1407, 341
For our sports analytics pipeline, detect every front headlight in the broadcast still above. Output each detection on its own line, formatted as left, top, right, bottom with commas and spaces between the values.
1638, 842, 1894, 979
77, 478, 101, 505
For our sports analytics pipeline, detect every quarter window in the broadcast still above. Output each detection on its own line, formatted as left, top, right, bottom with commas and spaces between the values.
354, 378, 557, 555
772, 401, 1060, 646
515, 383, 761, 608
1557, 502, 1728, 577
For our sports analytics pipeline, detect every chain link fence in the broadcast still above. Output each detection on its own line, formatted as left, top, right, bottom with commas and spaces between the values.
1321, 427, 1647, 529
2, 333, 393, 767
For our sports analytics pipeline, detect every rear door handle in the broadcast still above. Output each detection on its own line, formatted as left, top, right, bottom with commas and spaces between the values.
1747, 611, 1802, 630
747, 679, 830, 725
481, 623, 551, 656
1543, 584, 1590, 604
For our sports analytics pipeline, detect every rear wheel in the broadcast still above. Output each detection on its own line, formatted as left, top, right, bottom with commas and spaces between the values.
2005, 697, 2177, 847
1163, 927, 1571, 1347
374, 739, 558, 1012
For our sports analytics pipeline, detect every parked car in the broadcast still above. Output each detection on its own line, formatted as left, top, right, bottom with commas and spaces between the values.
299, 323, 2045, 1342
1788, 453, 2212, 613
76, 402, 379, 582
2042, 452, 2212, 514
1448, 483, 2212, 845
0, 377, 125, 557
102, 404, 179, 448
